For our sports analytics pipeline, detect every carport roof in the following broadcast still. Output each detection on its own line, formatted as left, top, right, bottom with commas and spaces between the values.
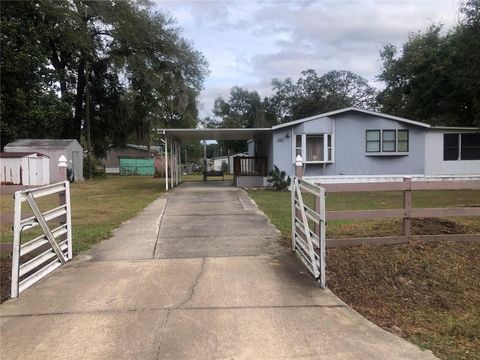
157, 128, 271, 141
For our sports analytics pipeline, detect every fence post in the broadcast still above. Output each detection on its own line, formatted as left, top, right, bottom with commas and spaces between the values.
292, 156, 304, 251
291, 177, 296, 251
58, 155, 67, 182
295, 155, 304, 179
403, 177, 412, 237
11, 192, 22, 298
58, 156, 68, 227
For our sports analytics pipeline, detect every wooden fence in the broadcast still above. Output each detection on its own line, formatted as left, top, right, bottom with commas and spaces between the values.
233, 156, 268, 176
314, 178, 480, 246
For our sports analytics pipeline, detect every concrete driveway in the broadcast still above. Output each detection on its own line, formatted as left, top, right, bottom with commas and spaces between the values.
0, 181, 437, 359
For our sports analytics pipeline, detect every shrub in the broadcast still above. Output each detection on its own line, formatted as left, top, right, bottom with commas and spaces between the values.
267, 165, 291, 191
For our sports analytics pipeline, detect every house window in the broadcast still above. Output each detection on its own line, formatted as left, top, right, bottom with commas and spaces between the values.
293, 133, 333, 163
295, 135, 302, 157
306, 135, 324, 161
444, 133, 480, 160
366, 129, 409, 154
398, 130, 409, 152
366, 130, 380, 152
443, 134, 459, 160
382, 130, 396, 152
327, 134, 333, 161
461, 133, 480, 160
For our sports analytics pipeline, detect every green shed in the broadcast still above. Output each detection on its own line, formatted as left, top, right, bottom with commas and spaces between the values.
119, 157, 155, 176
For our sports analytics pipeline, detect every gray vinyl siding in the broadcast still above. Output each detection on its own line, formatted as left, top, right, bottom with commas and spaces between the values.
273, 112, 425, 177
272, 130, 294, 174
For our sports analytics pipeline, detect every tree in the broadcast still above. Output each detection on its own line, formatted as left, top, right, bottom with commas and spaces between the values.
377, 26, 459, 125
0, 1, 71, 147
452, 0, 480, 126
377, 0, 480, 127
269, 70, 377, 123
212, 86, 270, 128
209, 86, 274, 153
1, 0, 208, 158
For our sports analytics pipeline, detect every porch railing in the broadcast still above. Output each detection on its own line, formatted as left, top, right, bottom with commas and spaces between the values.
233, 156, 268, 176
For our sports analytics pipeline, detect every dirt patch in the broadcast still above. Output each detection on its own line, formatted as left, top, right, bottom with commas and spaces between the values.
1, 257, 12, 303
412, 218, 468, 235
327, 241, 480, 360
330, 217, 477, 239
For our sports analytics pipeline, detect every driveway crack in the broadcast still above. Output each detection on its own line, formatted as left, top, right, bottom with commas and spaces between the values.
154, 308, 171, 360
152, 199, 168, 259
177, 258, 207, 308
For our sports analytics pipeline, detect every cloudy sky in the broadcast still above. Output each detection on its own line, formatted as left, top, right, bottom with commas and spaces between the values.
154, 0, 460, 117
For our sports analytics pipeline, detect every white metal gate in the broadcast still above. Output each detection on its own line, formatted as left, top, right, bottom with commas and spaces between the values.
11, 181, 73, 298
291, 177, 326, 288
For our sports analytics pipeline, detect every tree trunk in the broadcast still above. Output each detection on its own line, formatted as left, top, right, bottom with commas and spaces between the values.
49, 42, 68, 101
73, 56, 86, 141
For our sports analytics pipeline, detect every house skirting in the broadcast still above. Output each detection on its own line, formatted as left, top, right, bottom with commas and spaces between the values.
234, 176, 269, 188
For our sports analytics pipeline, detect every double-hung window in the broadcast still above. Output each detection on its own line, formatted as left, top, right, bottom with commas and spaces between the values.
294, 134, 333, 163
366, 130, 380, 152
398, 130, 409, 152
382, 130, 396, 152
295, 135, 302, 157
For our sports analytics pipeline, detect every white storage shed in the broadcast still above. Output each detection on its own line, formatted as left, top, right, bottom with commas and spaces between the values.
0, 152, 50, 185
4, 139, 83, 182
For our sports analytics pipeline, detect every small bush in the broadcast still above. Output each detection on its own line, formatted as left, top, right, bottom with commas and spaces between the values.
267, 165, 291, 191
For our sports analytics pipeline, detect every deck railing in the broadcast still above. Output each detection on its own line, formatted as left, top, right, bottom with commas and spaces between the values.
233, 156, 268, 176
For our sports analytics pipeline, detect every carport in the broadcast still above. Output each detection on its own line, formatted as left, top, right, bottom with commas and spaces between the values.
157, 128, 271, 190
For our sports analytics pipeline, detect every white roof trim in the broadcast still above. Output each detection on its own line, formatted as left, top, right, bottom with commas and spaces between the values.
271, 107, 432, 130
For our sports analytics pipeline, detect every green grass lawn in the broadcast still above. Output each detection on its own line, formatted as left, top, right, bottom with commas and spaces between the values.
0, 176, 165, 253
247, 189, 480, 239
248, 188, 480, 360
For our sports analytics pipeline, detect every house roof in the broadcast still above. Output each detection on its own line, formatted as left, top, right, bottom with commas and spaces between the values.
0, 152, 49, 158
5, 139, 80, 149
157, 108, 479, 143
271, 107, 433, 130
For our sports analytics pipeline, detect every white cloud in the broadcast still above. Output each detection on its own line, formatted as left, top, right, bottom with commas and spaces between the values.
154, 0, 460, 118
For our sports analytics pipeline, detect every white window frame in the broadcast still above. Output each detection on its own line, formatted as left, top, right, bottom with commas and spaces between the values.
292, 133, 334, 164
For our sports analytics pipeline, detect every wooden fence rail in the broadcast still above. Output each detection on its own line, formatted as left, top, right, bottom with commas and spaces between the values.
316, 178, 480, 237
